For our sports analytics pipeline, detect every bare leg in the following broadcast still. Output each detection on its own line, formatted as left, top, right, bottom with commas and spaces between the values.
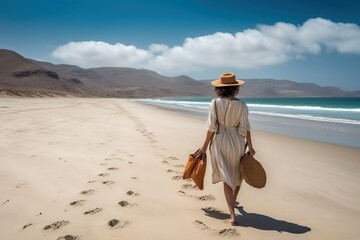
233, 185, 240, 207
223, 183, 235, 223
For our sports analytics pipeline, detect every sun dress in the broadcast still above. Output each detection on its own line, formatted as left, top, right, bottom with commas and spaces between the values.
206, 98, 251, 190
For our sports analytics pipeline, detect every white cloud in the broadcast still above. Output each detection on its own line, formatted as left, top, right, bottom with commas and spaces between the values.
52, 18, 360, 75
148, 43, 169, 53
52, 41, 152, 68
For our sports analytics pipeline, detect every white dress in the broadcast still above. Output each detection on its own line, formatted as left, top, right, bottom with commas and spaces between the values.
206, 98, 251, 190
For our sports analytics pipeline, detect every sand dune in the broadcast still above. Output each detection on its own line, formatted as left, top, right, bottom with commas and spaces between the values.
0, 98, 359, 239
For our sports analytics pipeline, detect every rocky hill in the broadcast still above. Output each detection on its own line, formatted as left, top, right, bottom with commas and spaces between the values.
1, 49, 359, 98
31, 60, 213, 98
0, 49, 91, 97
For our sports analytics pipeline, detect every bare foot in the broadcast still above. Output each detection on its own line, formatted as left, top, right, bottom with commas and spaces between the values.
229, 215, 236, 226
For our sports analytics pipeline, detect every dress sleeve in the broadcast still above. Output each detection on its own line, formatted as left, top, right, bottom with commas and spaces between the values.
238, 102, 251, 137
206, 99, 217, 132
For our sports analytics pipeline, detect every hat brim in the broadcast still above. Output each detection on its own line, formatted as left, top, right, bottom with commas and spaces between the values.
211, 79, 245, 87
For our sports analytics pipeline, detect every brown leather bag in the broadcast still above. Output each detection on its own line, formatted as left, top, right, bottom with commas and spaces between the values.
183, 151, 207, 190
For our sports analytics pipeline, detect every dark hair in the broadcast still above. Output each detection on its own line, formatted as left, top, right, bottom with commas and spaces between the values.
214, 86, 240, 97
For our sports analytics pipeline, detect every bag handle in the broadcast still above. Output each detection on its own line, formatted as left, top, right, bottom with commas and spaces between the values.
244, 142, 248, 155
214, 100, 220, 134
193, 149, 207, 160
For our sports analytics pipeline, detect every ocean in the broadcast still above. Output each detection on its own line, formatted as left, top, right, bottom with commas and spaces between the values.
136, 97, 360, 149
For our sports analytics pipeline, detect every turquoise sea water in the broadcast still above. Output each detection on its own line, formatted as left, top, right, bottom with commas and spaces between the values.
137, 97, 360, 148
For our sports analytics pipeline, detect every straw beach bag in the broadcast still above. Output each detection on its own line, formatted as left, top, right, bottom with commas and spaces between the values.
183, 151, 207, 190
240, 153, 266, 189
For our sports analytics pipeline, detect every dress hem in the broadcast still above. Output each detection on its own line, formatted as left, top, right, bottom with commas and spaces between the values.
212, 178, 242, 190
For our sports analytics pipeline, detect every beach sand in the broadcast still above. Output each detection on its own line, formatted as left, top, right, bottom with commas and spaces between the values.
0, 98, 359, 240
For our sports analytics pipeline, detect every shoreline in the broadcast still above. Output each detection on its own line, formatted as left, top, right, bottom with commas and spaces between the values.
1, 98, 359, 240
135, 99, 360, 149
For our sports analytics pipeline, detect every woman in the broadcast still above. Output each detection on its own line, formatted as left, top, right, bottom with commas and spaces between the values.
197, 72, 255, 225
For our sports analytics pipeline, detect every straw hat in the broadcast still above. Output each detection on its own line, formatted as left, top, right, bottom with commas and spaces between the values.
211, 73, 244, 87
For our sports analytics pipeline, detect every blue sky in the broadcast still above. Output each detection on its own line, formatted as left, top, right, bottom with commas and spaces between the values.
1, 0, 360, 90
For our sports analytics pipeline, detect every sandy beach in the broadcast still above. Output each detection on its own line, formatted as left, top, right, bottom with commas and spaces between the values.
0, 98, 359, 240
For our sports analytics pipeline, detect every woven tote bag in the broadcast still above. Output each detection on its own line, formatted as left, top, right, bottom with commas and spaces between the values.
240, 153, 266, 189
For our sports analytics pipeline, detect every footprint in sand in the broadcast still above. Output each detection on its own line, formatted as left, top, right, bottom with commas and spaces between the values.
107, 167, 119, 171
57, 235, 80, 240
118, 201, 130, 207
131, 177, 138, 180
69, 200, 86, 206
88, 180, 98, 183
98, 173, 110, 177
102, 180, 115, 185
174, 164, 185, 168
22, 223, 33, 230
171, 175, 182, 180
126, 190, 140, 196
43, 220, 69, 230
197, 195, 216, 201
167, 169, 182, 174
202, 207, 219, 212
194, 220, 211, 230
194, 220, 240, 237
118, 200, 137, 207
100, 163, 107, 166
1, 199, 9, 206
162, 160, 169, 165
218, 229, 240, 237
168, 156, 179, 161
181, 183, 198, 189
80, 189, 95, 195
108, 219, 119, 227
84, 208, 103, 215
15, 183, 27, 189
178, 191, 216, 201
111, 157, 124, 161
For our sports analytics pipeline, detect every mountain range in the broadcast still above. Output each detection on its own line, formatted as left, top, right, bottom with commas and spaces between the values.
1, 49, 359, 98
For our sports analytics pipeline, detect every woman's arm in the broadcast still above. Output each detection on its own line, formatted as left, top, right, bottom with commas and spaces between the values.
196, 130, 215, 158
246, 131, 256, 156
